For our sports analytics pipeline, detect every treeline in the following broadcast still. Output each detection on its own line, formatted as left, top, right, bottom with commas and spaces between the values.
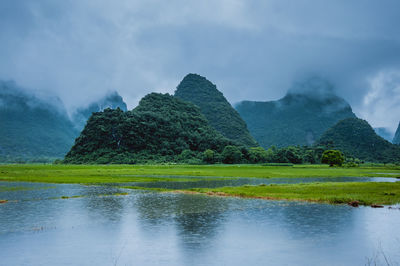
64, 141, 339, 165
198, 145, 340, 165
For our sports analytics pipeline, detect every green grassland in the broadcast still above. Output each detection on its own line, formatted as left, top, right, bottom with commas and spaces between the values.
0, 164, 399, 184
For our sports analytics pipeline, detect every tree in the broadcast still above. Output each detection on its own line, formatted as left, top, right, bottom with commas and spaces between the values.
321, 150, 344, 166
273, 146, 302, 164
248, 147, 268, 163
265, 146, 277, 162
222, 145, 242, 164
284, 146, 303, 164
203, 149, 215, 164
303, 149, 316, 164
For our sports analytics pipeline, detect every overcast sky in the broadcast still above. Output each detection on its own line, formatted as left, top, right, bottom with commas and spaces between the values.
1, 0, 400, 132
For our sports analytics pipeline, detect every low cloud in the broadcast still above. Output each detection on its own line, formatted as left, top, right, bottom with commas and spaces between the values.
0, 0, 399, 127
360, 70, 400, 133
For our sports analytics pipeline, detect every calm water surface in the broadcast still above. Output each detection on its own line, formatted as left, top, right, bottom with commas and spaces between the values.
1, 180, 399, 266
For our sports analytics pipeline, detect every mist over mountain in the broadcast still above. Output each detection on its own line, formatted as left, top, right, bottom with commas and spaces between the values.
287, 77, 335, 99
72, 91, 127, 131
65, 93, 232, 164
393, 122, 400, 145
174, 74, 257, 147
317, 118, 400, 163
0, 80, 78, 162
235, 77, 356, 148
0, 80, 66, 113
374, 127, 394, 143
0, 81, 131, 162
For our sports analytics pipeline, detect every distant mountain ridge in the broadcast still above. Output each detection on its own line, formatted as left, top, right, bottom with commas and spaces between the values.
235, 77, 357, 148
174, 73, 257, 147
317, 118, 400, 163
0, 81, 128, 162
0, 80, 78, 161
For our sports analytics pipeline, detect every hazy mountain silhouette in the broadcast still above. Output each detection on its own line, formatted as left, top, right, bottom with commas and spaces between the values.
236, 77, 356, 148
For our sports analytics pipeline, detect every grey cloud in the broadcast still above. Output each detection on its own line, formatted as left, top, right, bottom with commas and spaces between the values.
0, 0, 399, 130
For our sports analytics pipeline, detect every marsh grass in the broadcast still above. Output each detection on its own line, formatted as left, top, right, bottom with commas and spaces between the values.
188, 182, 400, 206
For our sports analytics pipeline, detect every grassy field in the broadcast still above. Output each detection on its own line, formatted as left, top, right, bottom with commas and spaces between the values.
0, 164, 399, 184
184, 182, 400, 206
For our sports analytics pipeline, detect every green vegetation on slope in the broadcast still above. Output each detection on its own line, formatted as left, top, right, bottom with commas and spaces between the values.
317, 118, 400, 163
64, 93, 234, 164
175, 74, 257, 147
235, 77, 356, 148
187, 182, 400, 206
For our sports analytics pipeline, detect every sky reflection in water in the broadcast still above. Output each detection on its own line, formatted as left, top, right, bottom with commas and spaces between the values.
0, 181, 399, 266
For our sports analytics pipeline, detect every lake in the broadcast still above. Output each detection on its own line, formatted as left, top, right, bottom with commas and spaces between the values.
1, 180, 399, 265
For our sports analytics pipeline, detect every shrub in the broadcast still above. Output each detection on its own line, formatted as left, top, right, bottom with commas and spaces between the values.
321, 150, 344, 166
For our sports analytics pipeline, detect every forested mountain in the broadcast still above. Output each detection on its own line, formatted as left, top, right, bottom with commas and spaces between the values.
0, 80, 78, 162
317, 118, 400, 163
174, 74, 257, 147
64, 93, 233, 164
393, 122, 400, 145
374, 127, 394, 142
235, 77, 356, 148
72, 91, 127, 130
